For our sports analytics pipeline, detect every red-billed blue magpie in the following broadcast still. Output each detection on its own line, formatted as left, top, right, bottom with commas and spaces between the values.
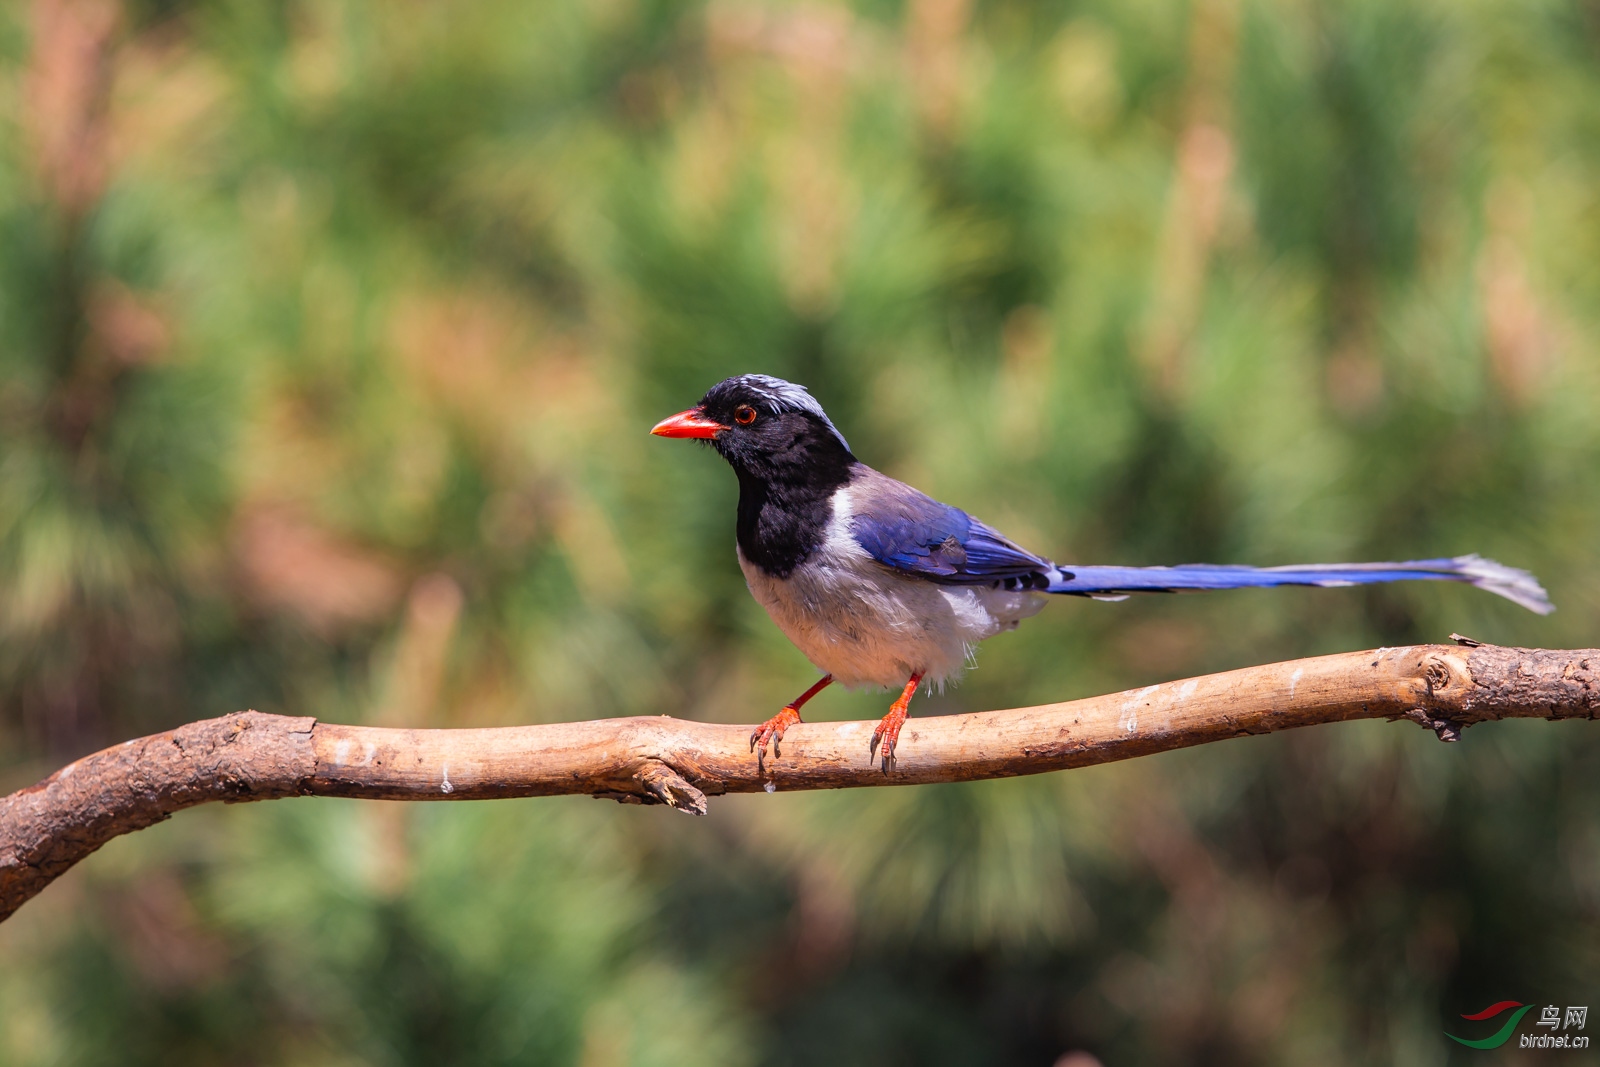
653, 374, 1552, 772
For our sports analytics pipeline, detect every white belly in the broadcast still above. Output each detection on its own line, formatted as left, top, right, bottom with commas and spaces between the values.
737, 491, 1046, 689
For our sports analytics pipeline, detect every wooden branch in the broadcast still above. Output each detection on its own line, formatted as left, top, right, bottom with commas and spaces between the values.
2, 642, 1595, 922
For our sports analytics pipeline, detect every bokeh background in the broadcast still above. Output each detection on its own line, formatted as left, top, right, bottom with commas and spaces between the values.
1, 0, 1598, 1062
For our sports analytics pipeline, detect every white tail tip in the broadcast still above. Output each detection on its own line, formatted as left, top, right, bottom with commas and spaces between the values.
1454, 554, 1554, 615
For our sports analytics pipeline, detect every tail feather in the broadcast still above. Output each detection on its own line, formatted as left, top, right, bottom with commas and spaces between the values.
1045, 554, 1552, 615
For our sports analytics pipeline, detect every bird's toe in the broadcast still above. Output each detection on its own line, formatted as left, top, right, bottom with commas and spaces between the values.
750, 705, 803, 773
870, 707, 908, 774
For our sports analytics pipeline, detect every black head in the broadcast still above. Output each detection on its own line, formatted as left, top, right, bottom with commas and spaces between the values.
653, 375, 858, 577
652, 374, 855, 483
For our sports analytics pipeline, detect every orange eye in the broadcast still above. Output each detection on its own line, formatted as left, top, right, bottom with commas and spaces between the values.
734, 404, 757, 425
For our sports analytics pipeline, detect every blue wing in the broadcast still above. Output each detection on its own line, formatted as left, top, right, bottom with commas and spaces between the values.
845, 469, 1052, 586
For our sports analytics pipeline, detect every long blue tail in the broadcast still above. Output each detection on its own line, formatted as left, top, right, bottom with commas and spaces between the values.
1045, 554, 1552, 614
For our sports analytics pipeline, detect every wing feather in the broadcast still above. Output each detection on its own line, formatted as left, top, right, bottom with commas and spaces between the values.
845, 469, 1052, 586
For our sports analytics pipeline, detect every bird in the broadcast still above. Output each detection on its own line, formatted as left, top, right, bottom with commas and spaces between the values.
651, 374, 1553, 773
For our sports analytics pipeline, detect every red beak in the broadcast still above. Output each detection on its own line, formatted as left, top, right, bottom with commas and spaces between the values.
651, 407, 728, 439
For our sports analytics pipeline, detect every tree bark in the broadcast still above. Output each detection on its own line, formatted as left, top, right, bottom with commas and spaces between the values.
1, 641, 1595, 923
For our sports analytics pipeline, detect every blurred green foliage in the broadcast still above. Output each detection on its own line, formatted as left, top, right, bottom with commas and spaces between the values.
1, 0, 1598, 1062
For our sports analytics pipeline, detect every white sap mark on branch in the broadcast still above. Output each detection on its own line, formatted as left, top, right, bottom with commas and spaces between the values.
333, 739, 351, 767
362, 742, 376, 766
441, 766, 454, 794
1178, 679, 1198, 700
1289, 668, 1304, 698
1120, 685, 1158, 733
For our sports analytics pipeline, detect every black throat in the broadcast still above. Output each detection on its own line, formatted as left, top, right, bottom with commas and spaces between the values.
732, 455, 855, 579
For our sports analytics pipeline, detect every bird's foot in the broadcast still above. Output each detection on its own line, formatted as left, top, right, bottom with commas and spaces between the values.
751, 675, 833, 773
750, 706, 803, 773
869, 672, 923, 774
868, 705, 909, 773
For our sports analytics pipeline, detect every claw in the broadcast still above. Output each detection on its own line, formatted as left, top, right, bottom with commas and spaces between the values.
869, 672, 923, 774
750, 675, 833, 775
870, 705, 907, 773
751, 705, 802, 774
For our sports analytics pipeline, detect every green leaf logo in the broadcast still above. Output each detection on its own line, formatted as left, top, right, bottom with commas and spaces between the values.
1447, 1001, 1536, 1049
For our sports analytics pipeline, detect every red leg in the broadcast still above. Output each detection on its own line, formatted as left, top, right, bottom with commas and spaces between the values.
869, 672, 924, 773
751, 675, 833, 772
